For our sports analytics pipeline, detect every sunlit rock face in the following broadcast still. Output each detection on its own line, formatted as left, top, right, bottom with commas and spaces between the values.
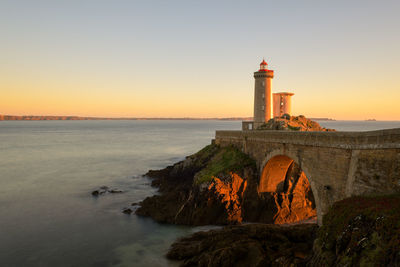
272, 172, 316, 224
258, 155, 316, 224
207, 173, 247, 223
205, 156, 317, 225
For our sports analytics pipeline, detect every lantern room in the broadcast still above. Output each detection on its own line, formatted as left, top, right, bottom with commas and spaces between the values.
259, 59, 268, 71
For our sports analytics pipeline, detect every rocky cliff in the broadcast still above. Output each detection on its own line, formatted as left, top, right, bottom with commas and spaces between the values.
136, 144, 257, 225
135, 144, 317, 226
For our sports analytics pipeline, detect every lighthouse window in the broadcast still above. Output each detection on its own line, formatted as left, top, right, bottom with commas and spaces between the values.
262, 93, 265, 98
262, 81, 265, 86
261, 105, 265, 111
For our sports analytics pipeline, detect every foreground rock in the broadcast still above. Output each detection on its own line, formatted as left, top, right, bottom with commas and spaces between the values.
257, 115, 335, 131
167, 193, 400, 266
309, 193, 400, 266
167, 223, 318, 267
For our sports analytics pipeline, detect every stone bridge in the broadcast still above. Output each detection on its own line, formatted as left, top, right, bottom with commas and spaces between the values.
215, 128, 400, 225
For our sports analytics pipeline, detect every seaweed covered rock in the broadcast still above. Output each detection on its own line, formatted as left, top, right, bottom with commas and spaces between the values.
309, 194, 400, 266
257, 115, 334, 131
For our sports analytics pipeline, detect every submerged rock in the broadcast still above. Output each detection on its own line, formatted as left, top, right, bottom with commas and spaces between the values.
91, 189, 107, 196
91, 186, 124, 197
109, 189, 123, 193
122, 208, 133, 214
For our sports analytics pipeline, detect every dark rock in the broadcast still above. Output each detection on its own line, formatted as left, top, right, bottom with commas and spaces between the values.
109, 189, 123, 193
167, 223, 318, 267
122, 208, 133, 214
91, 189, 107, 196
308, 194, 400, 266
131, 202, 139, 206
91, 186, 123, 196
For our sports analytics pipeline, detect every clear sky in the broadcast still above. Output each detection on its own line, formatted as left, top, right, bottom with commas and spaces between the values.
1, 0, 399, 119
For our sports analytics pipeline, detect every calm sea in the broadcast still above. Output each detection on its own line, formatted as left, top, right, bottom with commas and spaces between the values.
0, 120, 399, 267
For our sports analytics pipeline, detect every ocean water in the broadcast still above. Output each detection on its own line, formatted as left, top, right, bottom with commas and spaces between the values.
0, 120, 239, 267
318, 120, 400, 132
0, 120, 399, 267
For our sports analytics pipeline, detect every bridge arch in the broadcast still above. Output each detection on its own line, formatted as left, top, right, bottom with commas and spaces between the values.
258, 149, 322, 225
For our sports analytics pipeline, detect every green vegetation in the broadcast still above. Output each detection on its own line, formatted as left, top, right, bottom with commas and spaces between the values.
317, 193, 400, 266
194, 145, 256, 184
183, 144, 220, 172
192, 144, 219, 163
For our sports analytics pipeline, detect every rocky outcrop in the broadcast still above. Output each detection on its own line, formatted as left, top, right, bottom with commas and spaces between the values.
207, 174, 247, 223
243, 159, 317, 225
257, 115, 335, 131
167, 223, 318, 267
136, 145, 257, 225
136, 144, 317, 226
308, 194, 400, 266
272, 169, 317, 224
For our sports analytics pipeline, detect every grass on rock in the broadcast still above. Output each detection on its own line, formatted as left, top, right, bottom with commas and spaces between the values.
194, 145, 256, 184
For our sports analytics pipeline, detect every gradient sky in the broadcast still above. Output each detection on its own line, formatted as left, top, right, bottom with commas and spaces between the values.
1, 0, 400, 119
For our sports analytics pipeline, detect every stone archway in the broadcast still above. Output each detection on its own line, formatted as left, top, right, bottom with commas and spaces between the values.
258, 154, 318, 224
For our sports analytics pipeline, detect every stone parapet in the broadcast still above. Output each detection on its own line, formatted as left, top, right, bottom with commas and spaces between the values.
215, 128, 400, 150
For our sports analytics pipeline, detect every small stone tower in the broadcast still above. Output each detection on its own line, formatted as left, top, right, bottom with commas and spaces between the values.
253, 59, 274, 128
273, 92, 294, 118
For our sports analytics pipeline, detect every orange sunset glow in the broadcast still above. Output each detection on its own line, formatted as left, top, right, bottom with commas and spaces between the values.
1, 1, 399, 120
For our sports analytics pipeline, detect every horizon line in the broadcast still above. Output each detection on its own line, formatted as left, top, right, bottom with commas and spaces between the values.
1, 114, 398, 122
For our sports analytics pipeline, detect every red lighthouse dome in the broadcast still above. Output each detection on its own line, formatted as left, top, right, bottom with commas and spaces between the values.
259, 59, 268, 71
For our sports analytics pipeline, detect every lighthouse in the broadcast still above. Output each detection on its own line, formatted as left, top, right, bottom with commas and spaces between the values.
253, 59, 274, 129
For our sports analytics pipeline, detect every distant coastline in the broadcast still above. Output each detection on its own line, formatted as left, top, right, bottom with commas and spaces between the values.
309, 117, 336, 121
0, 114, 253, 121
